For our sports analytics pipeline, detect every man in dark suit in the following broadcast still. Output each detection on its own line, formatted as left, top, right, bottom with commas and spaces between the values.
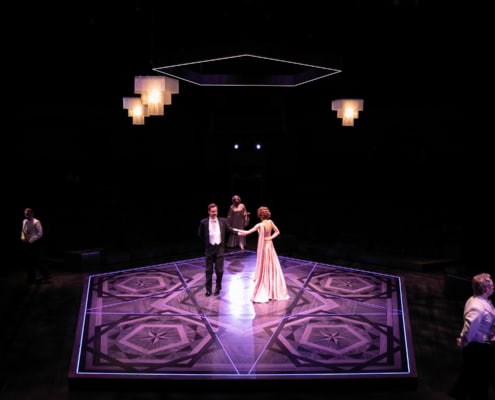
198, 203, 236, 296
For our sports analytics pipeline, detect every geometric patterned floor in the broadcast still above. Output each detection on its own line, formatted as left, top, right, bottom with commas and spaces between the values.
69, 250, 416, 388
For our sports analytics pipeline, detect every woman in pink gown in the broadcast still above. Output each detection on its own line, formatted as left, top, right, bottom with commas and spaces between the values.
235, 206, 290, 303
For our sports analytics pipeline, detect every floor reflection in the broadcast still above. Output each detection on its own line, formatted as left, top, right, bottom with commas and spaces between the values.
69, 250, 416, 384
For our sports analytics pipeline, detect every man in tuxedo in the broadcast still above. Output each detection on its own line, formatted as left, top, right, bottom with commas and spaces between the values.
198, 203, 236, 296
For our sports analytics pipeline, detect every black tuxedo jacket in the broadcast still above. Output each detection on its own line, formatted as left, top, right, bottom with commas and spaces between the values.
198, 217, 235, 248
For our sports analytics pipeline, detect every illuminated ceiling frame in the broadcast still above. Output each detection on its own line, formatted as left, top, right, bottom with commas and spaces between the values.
152, 53, 342, 87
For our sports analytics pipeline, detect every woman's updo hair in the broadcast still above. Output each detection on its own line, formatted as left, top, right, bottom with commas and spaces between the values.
257, 206, 271, 220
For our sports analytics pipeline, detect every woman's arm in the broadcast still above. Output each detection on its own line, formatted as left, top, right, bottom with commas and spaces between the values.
267, 220, 280, 241
235, 223, 258, 236
226, 206, 233, 223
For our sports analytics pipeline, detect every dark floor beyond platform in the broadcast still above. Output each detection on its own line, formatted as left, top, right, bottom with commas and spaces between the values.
1, 243, 494, 400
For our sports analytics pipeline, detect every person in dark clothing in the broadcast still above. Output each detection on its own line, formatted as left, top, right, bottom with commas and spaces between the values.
198, 203, 236, 297
21, 207, 50, 284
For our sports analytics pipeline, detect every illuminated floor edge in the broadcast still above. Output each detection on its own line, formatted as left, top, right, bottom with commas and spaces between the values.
68, 250, 417, 390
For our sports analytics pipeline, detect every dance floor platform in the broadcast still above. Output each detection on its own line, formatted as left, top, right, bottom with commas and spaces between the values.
68, 250, 417, 392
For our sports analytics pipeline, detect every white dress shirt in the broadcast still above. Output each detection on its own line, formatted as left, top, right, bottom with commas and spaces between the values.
21, 218, 43, 244
459, 295, 495, 346
209, 218, 221, 245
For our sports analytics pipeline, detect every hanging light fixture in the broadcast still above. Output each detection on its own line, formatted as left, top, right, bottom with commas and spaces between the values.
331, 98, 364, 126
123, 76, 179, 125
122, 97, 148, 125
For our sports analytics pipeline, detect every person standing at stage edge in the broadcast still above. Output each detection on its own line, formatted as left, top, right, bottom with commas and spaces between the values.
226, 194, 250, 250
20, 207, 51, 284
449, 272, 495, 400
198, 203, 236, 297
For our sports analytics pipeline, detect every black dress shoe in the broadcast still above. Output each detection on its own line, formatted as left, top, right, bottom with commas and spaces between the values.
205, 290, 211, 297
214, 289, 221, 296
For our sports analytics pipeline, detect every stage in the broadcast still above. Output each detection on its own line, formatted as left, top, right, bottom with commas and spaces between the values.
69, 250, 416, 391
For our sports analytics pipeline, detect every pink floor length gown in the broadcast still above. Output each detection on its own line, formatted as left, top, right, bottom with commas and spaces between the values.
251, 221, 290, 303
